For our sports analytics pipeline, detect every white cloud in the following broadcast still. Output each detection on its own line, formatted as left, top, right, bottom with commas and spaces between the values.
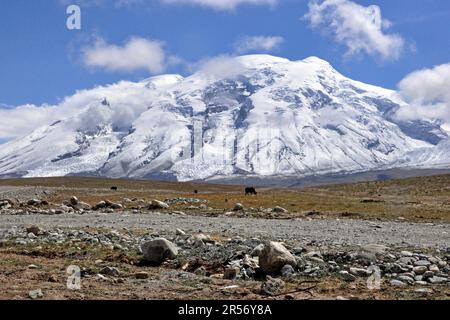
396, 63, 450, 131
83, 37, 167, 73
304, 0, 405, 60
0, 81, 158, 140
194, 55, 245, 79
160, 0, 278, 10
235, 35, 284, 53
62, 0, 278, 10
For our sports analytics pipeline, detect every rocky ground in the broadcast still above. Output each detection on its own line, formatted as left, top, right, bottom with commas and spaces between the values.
0, 183, 449, 300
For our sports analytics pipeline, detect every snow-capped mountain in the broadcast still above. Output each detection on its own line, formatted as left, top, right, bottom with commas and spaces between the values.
0, 55, 448, 181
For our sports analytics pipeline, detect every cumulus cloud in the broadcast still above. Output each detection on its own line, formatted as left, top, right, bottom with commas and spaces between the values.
396, 63, 450, 131
304, 0, 405, 60
83, 37, 167, 73
235, 35, 284, 54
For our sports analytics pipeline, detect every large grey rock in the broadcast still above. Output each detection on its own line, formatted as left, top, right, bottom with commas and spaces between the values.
259, 242, 296, 273
233, 203, 244, 211
141, 238, 178, 263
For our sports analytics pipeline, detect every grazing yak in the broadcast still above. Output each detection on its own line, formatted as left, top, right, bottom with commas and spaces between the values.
111, 186, 118, 191
245, 187, 257, 196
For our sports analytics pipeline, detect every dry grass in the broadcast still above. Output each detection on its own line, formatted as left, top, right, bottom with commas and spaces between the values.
1, 174, 450, 222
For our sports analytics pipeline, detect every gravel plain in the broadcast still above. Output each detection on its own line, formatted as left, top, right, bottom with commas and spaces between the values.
1, 212, 448, 249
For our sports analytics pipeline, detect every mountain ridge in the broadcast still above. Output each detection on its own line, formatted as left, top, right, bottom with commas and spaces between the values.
0, 54, 448, 181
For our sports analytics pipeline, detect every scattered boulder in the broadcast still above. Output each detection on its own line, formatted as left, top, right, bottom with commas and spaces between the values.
251, 244, 265, 257
27, 199, 41, 206
176, 228, 186, 236
259, 242, 297, 273
105, 200, 123, 210
413, 266, 428, 275
233, 203, 244, 211
280, 264, 295, 278
339, 271, 356, 282
349, 267, 369, 277
26, 225, 43, 236
390, 279, 407, 287
141, 238, 178, 264
148, 200, 170, 210
134, 271, 149, 280
100, 266, 120, 277
73, 201, 91, 211
223, 267, 240, 280
70, 196, 79, 206
272, 206, 288, 213
428, 276, 447, 284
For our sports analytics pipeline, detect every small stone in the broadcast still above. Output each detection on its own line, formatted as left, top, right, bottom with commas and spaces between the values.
390, 280, 407, 287
96, 274, 108, 281
28, 232, 37, 239
223, 267, 239, 280
28, 289, 43, 299
176, 228, 186, 236
100, 266, 120, 277
413, 266, 427, 275
428, 276, 447, 284
272, 206, 288, 213
26, 225, 43, 236
251, 244, 265, 257
398, 275, 414, 285
28, 264, 39, 269
429, 265, 440, 273
194, 266, 207, 276
339, 271, 356, 282
260, 276, 285, 296
70, 196, 79, 206
415, 288, 433, 294
27, 199, 41, 206
280, 264, 295, 278
349, 267, 369, 277
48, 275, 58, 283
415, 281, 428, 286
233, 203, 244, 211
401, 251, 413, 257
135, 271, 149, 279
414, 260, 431, 267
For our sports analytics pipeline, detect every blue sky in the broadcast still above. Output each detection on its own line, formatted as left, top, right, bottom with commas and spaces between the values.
0, 0, 449, 107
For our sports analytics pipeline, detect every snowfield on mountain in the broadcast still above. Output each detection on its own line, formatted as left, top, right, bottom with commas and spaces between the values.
0, 55, 448, 181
